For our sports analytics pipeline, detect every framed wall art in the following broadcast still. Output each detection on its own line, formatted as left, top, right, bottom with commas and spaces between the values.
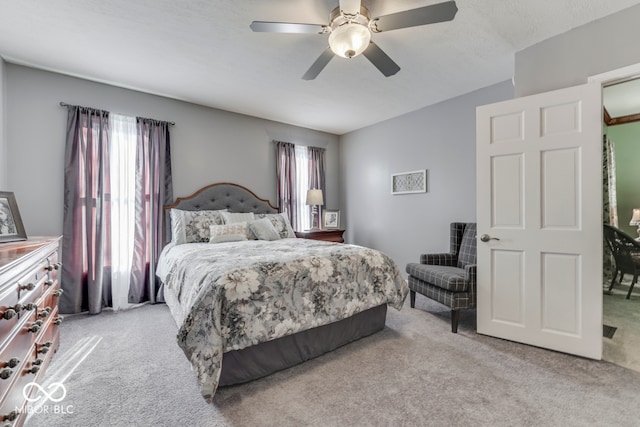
391, 170, 427, 195
0, 191, 27, 243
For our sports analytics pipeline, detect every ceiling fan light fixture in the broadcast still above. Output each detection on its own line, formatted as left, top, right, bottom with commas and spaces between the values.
328, 23, 371, 58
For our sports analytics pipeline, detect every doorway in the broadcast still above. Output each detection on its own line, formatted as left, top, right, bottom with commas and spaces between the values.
601, 76, 640, 372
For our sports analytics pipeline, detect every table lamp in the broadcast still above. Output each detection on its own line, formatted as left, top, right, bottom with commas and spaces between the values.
306, 189, 324, 230
630, 208, 640, 237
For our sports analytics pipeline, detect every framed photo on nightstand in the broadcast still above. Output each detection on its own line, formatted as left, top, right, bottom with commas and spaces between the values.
323, 210, 340, 229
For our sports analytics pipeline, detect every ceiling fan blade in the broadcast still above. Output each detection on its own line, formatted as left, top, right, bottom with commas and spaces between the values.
339, 0, 362, 16
302, 48, 335, 80
250, 21, 328, 34
362, 42, 400, 77
370, 0, 458, 33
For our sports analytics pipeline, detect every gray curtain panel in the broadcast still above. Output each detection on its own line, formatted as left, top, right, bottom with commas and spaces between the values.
275, 141, 299, 230
130, 118, 173, 304
60, 107, 173, 314
60, 106, 111, 314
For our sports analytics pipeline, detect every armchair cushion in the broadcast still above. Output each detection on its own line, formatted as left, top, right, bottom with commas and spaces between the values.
406, 263, 469, 292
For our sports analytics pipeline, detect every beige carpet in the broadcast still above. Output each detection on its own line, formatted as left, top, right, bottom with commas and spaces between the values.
26, 297, 640, 427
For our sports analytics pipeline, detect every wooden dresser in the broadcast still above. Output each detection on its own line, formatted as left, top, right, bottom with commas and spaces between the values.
0, 237, 62, 426
295, 229, 345, 243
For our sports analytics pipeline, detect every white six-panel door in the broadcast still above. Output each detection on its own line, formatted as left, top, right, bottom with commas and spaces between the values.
476, 83, 602, 359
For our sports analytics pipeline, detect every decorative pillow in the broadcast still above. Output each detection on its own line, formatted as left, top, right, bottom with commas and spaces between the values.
248, 218, 281, 241
209, 222, 250, 243
221, 211, 255, 224
254, 213, 296, 239
170, 209, 227, 244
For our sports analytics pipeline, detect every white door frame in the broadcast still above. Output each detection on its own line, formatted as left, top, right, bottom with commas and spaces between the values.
589, 62, 640, 357
589, 63, 640, 86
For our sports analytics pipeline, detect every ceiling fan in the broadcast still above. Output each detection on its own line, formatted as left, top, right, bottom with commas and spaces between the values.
250, 0, 458, 80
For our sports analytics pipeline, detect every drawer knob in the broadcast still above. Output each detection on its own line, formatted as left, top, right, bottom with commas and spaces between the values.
53, 289, 64, 297
2, 358, 20, 369
1, 309, 16, 320
44, 280, 54, 287
26, 322, 41, 333
20, 283, 35, 291
45, 262, 62, 271
23, 303, 36, 311
24, 365, 39, 375
0, 369, 13, 380
1, 410, 19, 422
37, 341, 53, 354
33, 358, 43, 366
54, 316, 64, 326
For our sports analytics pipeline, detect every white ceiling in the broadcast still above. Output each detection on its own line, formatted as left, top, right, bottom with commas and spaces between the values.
1, 0, 640, 135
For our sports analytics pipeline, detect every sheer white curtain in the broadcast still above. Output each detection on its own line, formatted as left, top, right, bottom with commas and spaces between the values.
295, 145, 311, 231
109, 114, 137, 310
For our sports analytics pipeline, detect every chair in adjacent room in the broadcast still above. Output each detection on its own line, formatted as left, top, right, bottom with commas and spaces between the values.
603, 224, 640, 299
406, 222, 476, 333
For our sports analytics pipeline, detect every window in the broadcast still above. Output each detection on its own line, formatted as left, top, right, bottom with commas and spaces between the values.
275, 142, 325, 232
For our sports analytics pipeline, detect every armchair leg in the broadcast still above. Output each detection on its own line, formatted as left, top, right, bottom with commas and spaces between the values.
451, 310, 460, 333
410, 290, 416, 308
627, 276, 637, 299
608, 270, 618, 292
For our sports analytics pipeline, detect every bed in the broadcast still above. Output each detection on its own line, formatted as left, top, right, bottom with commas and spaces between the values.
156, 183, 408, 402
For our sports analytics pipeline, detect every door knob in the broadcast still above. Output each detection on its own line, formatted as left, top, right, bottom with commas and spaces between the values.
480, 234, 500, 242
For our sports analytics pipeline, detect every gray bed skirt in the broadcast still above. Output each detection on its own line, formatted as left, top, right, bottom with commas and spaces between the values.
219, 304, 388, 386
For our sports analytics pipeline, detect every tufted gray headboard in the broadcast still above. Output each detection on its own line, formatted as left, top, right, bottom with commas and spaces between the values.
164, 182, 279, 244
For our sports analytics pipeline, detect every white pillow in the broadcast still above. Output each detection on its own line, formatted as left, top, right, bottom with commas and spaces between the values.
254, 213, 296, 239
170, 209, 227, 244
249, 218, 281, 241
221, 211, 255, 224
209, 222, 250, 243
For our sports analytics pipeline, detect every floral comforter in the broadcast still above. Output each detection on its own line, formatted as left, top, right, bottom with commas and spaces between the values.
157, 238, 408, 402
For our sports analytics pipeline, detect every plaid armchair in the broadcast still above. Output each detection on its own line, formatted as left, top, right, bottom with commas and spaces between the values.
405, 222, 477, 333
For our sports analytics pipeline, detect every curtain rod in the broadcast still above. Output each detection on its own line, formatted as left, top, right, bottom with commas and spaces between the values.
59, 102, 175, 126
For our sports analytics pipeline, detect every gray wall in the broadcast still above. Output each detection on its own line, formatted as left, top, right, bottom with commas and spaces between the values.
340, 80, 514, 270
514, 4, 640, 97
0, 59, 6, 189
4, 64, 340, 236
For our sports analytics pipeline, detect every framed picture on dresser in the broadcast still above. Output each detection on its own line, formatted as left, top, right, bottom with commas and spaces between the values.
0, 191, 27, 243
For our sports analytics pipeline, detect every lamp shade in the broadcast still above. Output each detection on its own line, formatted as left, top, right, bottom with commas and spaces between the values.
306, 189, 324, 206
630, 208, 640, 226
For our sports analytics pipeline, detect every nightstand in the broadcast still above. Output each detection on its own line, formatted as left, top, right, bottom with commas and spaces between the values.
295, 229, 345, 243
